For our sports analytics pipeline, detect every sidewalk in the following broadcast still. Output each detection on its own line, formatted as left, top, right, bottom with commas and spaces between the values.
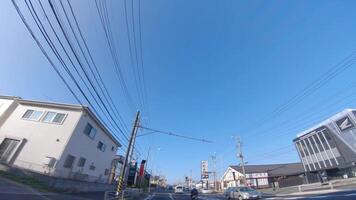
260, 177, 356, 197
0, 176, 99, 200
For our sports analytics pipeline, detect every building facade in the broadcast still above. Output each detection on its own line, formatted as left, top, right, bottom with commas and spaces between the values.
221, 163, 305, 190
0, 96, 121, 183
293, 109, 356, 179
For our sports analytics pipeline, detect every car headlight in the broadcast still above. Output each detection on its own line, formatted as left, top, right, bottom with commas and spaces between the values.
242, 193, 249, 198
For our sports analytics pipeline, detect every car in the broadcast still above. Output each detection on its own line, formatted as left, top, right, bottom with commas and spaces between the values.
201, 188, 213, 194
174, 186, 184, 194
225, 186, 262, 200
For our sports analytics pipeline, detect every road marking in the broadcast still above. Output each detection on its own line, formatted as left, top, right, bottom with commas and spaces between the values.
344, 193, 356, 196
309, 195, 331, 199
264, 197, 303, 200
169, 193, 174, 200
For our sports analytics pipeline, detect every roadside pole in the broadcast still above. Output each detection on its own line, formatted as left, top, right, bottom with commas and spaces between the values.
116, 111, 140, 199
148, 169, 152, 193
141, 147, 151, 188
236, 137, 246, 185
211, 153, 217, 192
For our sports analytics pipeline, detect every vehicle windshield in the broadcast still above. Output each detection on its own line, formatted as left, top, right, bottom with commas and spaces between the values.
239, 187, 255, 192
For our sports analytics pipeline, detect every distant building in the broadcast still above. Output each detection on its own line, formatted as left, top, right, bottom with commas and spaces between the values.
0, 96, 121, 183
127, 160, 138, 186
294, 109, 356, 180
221, 163, 305, 189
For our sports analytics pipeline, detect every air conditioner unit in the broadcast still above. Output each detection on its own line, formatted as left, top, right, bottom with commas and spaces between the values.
43, 157, 56, 167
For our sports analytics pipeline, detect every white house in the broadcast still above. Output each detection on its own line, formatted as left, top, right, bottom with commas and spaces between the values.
0, 96, 121, 183
221, 163, 305, 190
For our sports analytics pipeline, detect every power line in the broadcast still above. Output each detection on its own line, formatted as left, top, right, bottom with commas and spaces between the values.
48, 0, 131, 142
93, 0, 136, 113
60, 0, 130, 133
243, 51, 356, 137
19, 0, 131, 148
122, 0, 145, 113
12, 0, 129, 150
139, 126, 213, 143
246, 85, 356, 141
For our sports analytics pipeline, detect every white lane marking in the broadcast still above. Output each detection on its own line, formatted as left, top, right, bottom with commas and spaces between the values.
309, 195, 332, 199
344, 193, 356, 196
169, 193, 174, 200
264, 197, 303, 200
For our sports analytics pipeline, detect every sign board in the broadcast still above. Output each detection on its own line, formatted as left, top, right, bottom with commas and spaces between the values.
201, 160, 209, 180
336, 116, 355, 132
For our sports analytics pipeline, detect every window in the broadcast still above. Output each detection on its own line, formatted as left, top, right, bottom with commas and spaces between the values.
42, 112, 66, 124
22, 109, 43, 121
89, 163, 96, 171
301, 140, 309, 156
111, 146, 115, 151
318, 132, 330, 150
83, 123, 96, 139
296, 142, 305, 157
63, 154, 75, 168
97, 141, 106, 152
42, 112, 56, 123
309, 137, 319, 153
77, 157, 86, 167
104, 168, 110, 175
53, 113, 66, 123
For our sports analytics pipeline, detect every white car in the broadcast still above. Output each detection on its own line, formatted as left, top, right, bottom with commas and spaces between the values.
225, 187, 262, 200
174, 186, 184, 194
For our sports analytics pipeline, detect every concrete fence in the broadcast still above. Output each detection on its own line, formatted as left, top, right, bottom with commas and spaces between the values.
0, 163, 116, 192
298, 177, 356, 192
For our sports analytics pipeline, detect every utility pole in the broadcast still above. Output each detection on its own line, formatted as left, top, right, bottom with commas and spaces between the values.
117, 111, 140, 199
211, 153, 217, 192
236, 137, 246, 185
189, 170, 192, 190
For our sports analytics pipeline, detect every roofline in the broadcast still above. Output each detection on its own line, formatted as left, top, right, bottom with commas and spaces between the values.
0, 95, 22, 100
83, 106, 122, 147
229, 162, 302, 168
16, 98, 84, 111
295, 108, 356, 138
1, 96, 122, 147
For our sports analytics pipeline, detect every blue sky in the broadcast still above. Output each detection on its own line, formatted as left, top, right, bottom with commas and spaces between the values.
2, 0, 356, 183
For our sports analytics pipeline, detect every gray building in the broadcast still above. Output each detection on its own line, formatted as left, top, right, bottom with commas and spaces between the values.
293, 109, 356, 179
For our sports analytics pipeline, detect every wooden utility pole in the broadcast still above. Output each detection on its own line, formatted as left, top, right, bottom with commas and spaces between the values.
117, 111, 140, 199
236, 137, 246, 185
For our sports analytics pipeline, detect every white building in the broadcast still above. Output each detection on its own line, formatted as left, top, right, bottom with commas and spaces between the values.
0, 96, 121, 183
221, 163, 305, 190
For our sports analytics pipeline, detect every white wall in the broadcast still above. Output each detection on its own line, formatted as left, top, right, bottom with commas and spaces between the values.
0, 103, 82, 173
0, 99, 14, 117
221, 167, 243, 189
56, 111, 119, 183
0, 99, 16, 126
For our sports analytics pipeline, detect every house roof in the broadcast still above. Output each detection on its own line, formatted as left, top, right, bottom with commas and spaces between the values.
230, 163, 304, 177
0, 95, 121, 147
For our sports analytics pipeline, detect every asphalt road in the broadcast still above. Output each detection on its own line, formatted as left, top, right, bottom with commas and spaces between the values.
150, 191, 356, 200
1, 174, 356, 200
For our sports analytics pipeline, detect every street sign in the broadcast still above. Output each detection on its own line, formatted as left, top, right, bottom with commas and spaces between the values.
201, 160, 209, 180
